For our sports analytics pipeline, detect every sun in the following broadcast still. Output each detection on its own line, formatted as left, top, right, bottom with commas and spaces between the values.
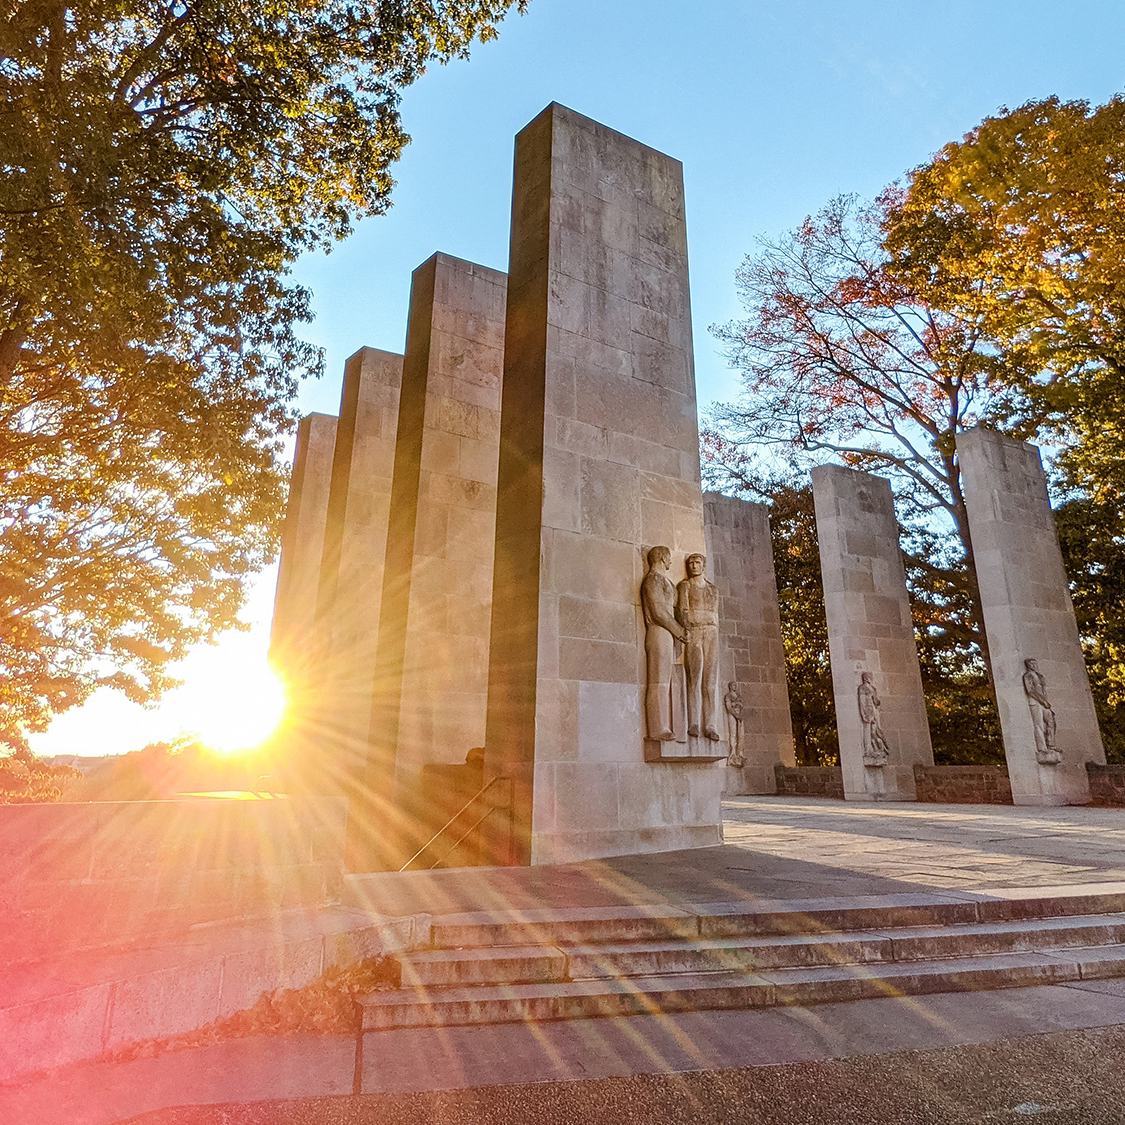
191, 659, 288, 756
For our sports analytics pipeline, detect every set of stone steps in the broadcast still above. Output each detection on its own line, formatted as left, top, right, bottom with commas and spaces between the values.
359, 887, 1125, 1030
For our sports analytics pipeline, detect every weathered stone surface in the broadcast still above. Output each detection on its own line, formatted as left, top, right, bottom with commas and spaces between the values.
269, 413, 337, 698
363, 254, 507, 868
957, 430, 1105, 805
484, 104, 723, 866
773, 764, 845, 799
1087, 763, 1125, 807
703, 493, 795, 794
812, 465, 933, 800
315, 348, 403, 799
912, 764, 1013, 805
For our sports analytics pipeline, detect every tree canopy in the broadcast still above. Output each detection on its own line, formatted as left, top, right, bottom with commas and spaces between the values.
0, 0, 526, 749
709, 95, 1125, 762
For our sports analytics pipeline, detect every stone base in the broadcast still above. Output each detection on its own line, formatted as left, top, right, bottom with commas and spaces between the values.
844, 764, 917, 802
530, 823, 722, 866
644, 736, 728, 763
723, 762, 779, 796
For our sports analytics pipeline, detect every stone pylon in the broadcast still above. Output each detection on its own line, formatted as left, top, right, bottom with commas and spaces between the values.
270, 412, 338, 769
314, 348, 403, 809
483, 104, 724, 866
360, 254, 507, 869
703, 493, 795, 794
957, 429, 1105, 805
812, 465, 933, 800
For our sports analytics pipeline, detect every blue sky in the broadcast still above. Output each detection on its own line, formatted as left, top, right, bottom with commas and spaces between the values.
32, 0, 1125, 756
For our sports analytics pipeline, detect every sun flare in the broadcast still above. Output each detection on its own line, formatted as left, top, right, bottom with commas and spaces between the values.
190, 660, 288, 756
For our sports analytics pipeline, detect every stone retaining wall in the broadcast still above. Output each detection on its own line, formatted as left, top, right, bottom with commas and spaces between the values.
773, 764, 844, 799
912, 764, 1013, 805
1086, 763, 1125, 806
0, 796, 347, 964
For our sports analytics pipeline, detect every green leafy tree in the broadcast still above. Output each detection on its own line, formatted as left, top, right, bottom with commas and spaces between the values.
0, 0, 526, 748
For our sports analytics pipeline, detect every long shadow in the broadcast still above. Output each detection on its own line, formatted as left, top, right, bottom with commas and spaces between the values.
344, 844, 946, 919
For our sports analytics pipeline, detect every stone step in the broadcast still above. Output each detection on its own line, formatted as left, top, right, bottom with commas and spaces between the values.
428, 888, 1125, 950
564, 912, 1125, 979
400, 945, 568, 988
397, 913, 1125, 987
361, 944, 1125, 1031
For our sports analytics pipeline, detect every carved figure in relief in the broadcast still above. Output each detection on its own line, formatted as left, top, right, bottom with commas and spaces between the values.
857, 672, 890, 767
676, 553, 722, 740
641, 546, 687, 741
1023, 659, 1061, 765
724, 681, 745, 768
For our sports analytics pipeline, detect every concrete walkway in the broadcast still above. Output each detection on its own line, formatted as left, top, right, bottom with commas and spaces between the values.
5, 798, 1125, 1124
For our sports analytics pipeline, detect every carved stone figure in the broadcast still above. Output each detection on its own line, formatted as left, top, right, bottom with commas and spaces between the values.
723, 681, 745, 768
641, 546, 687, 741
1023, 658, 1061, 765
857, 672, 890, 767
676, 553, 721, 740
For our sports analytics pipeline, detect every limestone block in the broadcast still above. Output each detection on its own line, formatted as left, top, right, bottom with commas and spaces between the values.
362, 255, 506, 869
315, 349, 403, 791
957, 430, 1104, 805
269, 412, 337, 695
703, 493, 796, 795
812, 465, 933, 800
484, 104, 723, 866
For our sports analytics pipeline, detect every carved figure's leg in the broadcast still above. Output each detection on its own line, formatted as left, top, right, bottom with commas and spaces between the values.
644, 628, 675, 739
684, 628, 703, 737
701, 625, 720, 739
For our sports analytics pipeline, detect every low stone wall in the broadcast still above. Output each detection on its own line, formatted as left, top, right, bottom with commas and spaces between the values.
773, 764, 844, 799
0, 796, 347, 964
1086, 763, 1125, 806
913, 764, 1013, 805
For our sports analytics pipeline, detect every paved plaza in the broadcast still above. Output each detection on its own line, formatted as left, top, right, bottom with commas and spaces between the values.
343, 798, 1125, 920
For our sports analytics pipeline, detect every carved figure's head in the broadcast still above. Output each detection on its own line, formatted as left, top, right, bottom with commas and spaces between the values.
860, 671, 874, 684
1025, 658, 1039, 672
685, 552, 706, 577
728, 681, 738, 691
647, 545, 671, 570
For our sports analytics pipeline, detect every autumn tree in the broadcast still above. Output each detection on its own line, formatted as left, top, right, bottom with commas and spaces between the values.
884, 94, 1125, 757
702, 434, 1002, 764
709, 193, 1041, 687
0, 0, 526, 748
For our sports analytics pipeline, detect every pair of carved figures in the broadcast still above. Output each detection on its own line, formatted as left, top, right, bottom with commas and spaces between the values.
641, 546, 721, 745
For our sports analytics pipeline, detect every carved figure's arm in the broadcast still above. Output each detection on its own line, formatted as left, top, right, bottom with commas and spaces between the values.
643, 579, 685, 640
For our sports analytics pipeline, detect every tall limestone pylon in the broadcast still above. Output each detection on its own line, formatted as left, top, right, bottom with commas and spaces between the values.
270, 412, 338, 744
957, 429, 1105, 805
314, 348, 403, 802
813, 465, 933, 800
703, 492, 795, 794
483, 104, 724, 866
361, 254, 507, 868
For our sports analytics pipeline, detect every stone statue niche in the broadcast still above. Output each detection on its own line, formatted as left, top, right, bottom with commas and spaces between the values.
857, 671, 890, 795
1023, 658, 1062, 766
641, 547, 727, 763
724, 682, 745, 769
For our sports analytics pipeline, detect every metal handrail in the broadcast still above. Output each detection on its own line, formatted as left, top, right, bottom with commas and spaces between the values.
398, 774, 509, 872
